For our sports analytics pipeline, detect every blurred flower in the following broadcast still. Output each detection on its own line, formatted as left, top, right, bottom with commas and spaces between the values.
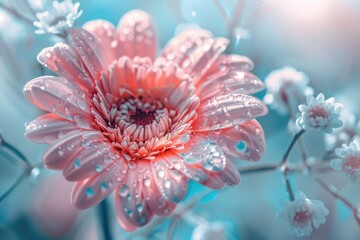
296, 93, 343, 133
325, 110, 360, 150
277, 191, 329, 237
23, 10, 267, 231
33, 0, 82, 34
331, 136, 360, 182
191, 222, 234, 240
263, 66, 313, 115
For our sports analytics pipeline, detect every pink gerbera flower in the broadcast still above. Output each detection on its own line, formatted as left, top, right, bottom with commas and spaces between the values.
24, 10, 267, 231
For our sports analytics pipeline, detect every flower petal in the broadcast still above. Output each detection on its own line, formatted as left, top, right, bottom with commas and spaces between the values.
69, 28, 106, 81
37, 43, 94, 90
161, 29, 228, 82
83, 20, 121, 66
151, 156, 188, 204
63, 141, 116, 181
24, 76, 90, 120
43, 130, 101, 170
205, 120, 265, 161
117, 10, 157, 60
71, 158, 128, 209
194, 94, 268, 131
197, 71, 264, 101
137, 160, 176, 216
25, 113, 78, 144
114, 165, 153, 232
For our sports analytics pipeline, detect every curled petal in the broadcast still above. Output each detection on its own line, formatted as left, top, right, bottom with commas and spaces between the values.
151, 156, 188, 204
43, 130, 101, 170
25, 113, 78, 144
24, 76, 90, 120
197, 71, 264, 101
37, 43, 94, 90
117, 10, 157, 60
194, 94, 268, 131
69, 28, 106, 81
205, 120, 265, 161
114, 165, 153, 232
137, 161, 176, 216
71, 159, 128, 209
63, 142, 116, 181
83, 20, 121, 66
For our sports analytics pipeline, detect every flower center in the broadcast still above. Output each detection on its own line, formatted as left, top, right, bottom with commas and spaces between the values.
343, 155, 360, 175
308, 106, 329, 128
293, 209, 313, 227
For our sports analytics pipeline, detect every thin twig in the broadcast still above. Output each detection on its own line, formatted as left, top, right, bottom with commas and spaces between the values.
281, 129, 306, 165
0, 173, 26, 202
238, 164, 278, 174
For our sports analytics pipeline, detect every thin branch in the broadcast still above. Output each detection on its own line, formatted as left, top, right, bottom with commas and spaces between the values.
281, 129, 306, 165
238, 164, 278, 174
0, 173, 26, 202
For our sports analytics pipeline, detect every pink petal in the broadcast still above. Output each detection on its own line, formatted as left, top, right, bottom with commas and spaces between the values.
160, 29, 228, 82
24, 76, 91, 120
117, 10, 157, 60
71, 159, 128, 209
197, 71, 264, 101
83, 20, 121, 66
200, 158, 240, 189
63, 141, 116, 181
206, 54, 255, 76
114, 165, 153, 232
43, 130, 102, 170
37, 43, 94, 90
194, 94, 268, 132
163, 151, 209, 183
137, 160, 176, 216
205, 120, 265, 161
151, 156, 188, 204
172, 134, 240, 189
69, 28, 106, 81
25, 113, 78, 144
31, 174, 79, 237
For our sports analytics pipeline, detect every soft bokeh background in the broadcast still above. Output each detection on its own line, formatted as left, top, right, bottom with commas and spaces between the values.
0, 0, 360, 239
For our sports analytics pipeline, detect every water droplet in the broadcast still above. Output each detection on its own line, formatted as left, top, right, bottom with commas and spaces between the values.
164, 179, 171, 188
157, 170, 165, 178
104, 157, 111, 164
236, 141, 247, 152
136, 204, 144, 213
128, 162, 135, 169
86, 187, 95, 197
67, 144, 74, 151
139, 215, 146, 224
74, 159, 81, 168
143, 178, 151, 187
118, 185, 129, 197
58, 148, 64, 156
95, 164, 103, 173
100, 182, 108, 190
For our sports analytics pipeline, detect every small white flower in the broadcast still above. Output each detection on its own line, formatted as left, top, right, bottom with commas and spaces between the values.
192, 222, 233, 240
296, 93, 343, 133
331, 136, 360, 182
325, 110, 360, 150
33, 0, 82, 34
277, 192, 329, 237
264, 66, 313, 115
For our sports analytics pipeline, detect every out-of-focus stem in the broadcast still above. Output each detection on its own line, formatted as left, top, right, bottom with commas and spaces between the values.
0, 2, 34, 25
165, 217, 179, 240
284, 170, 295, 201
99, 199, 113, 240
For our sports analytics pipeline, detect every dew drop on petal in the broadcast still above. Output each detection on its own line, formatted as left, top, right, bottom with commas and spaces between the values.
136, 204, 144, 213
118, 185, 130, 197
95, 164, 103, 172
143, 177, 151, 187
236, 141, 247, 152
86, 187, 95, 197
157, 170, 165, 178
73, 159, 81, 168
